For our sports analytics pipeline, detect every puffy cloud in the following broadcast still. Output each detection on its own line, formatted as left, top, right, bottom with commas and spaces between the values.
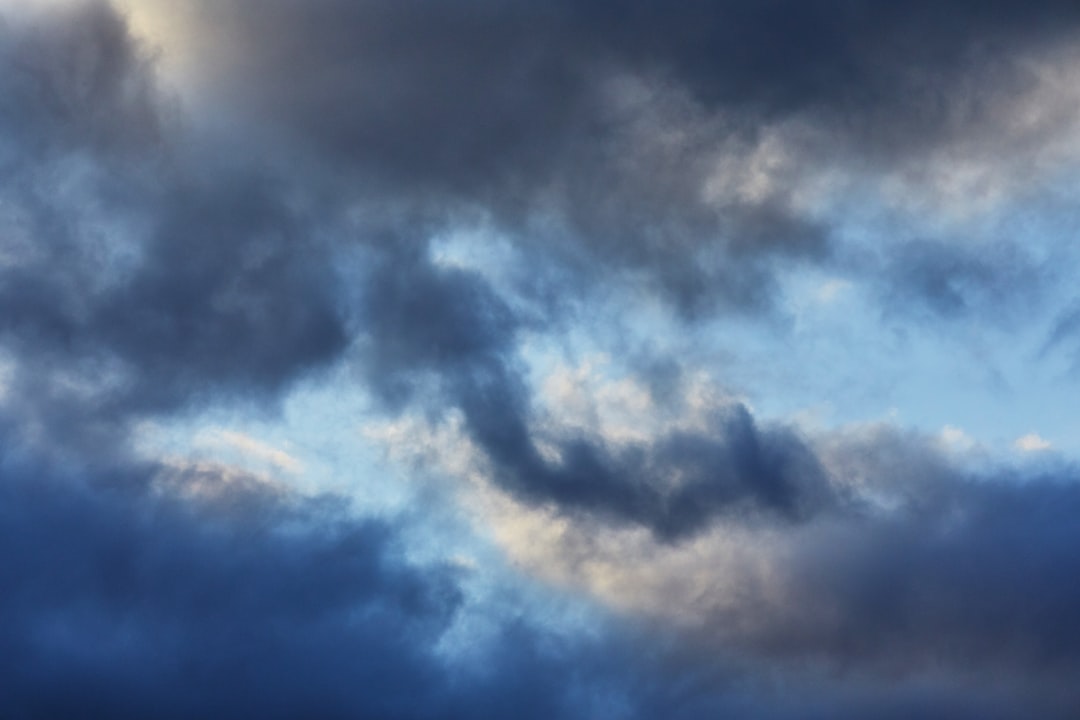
1015, 433, 1053, 452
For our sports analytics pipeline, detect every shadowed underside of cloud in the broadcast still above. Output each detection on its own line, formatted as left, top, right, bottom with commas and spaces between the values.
369, 407, 1080, 717
875, 238, 1047, 324
10, 437, 1075, 719
193, 0, 1080, 317
463, 426, 1080, 714
205, 0, 1080, 176
4, 1, 1080, 718
357, 244, 835, 538
0, 444, 668, 720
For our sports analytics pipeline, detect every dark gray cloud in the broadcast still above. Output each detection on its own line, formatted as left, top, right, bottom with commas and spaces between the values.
570, 0, 1080, 146
0, 11, 674, 716
795, 480, 1080, 672
738, 467, 1080, 676
459, 392, 835, 540
0, 437, 665, 720
4, 419, 1079, 718
1043, 301, 1080, 372
0, 1, 347, 433
504, 428, 1080, 717
194, 0, 1080, 316
356, 243, 834, 539
188, 0, 835, 315
9, 428, 1075, 720
0, 0, 162, 158
203, 0, 1080, 177
876, 238, 1046, 322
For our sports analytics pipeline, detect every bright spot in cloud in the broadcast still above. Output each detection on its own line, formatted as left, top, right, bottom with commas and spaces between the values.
815, 278, 851, 304
1015, 432, 1052, 452
195, 428, 304, 474
940, 424, 976, 453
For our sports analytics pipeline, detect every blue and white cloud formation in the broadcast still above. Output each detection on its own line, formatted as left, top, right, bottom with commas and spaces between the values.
3, 1, 1080, 717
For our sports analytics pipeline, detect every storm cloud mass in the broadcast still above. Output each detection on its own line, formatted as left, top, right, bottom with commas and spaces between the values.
3, 1, 1080, 717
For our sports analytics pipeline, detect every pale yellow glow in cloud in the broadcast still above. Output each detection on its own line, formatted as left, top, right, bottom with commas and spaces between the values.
197, 428, 304, 474
360, 366, 797, 632
0, 0, 205, 96
939, 425, 977, 453
364, 404, 799, 636
154, 457, 290, 509
114, 0, 206, 97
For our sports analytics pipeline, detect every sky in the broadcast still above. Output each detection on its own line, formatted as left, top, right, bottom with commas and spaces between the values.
2, 1, 1080, 717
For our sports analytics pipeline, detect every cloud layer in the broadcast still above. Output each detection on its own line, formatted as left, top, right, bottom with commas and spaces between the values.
3, 1, 1080, 717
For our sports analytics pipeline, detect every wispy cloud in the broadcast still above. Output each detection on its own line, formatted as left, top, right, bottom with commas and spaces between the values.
197, 428, 304, 474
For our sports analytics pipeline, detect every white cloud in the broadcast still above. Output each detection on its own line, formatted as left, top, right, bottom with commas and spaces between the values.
197, 428, 304, 473
1015, 432, 1052, 452
815, 278, 851, 305
939, 425, 977, 453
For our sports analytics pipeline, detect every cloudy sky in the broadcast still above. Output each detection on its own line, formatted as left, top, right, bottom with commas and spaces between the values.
3, 1, 1080, 717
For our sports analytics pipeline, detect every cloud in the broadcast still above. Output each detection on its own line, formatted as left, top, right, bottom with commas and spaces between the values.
1042, 302, 1080, 373
4, 2, 1080, 718
168, 0, 1080, 319
1015, 433, 1053, 452
360, 290, 836, 539
453, 423, 1080, 709
939, 425, 977, 454
195, 428, 303, 474
875, 238, 1046, 323
369, 394, 1080, 716
0, 437, 680, 719
0, 0, 349, 439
